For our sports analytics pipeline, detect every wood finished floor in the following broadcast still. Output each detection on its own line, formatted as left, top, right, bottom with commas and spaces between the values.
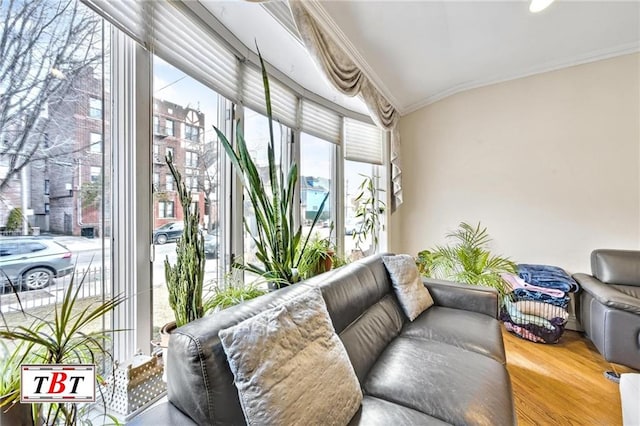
503, 327, 637, 426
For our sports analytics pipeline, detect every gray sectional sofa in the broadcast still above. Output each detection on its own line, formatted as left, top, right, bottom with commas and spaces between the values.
132, 254, 516, 425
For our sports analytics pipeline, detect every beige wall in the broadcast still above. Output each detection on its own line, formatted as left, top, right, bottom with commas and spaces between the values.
390, 53, 640, 273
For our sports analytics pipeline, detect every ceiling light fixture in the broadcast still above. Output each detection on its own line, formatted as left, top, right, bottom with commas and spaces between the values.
529, 0, 555, 13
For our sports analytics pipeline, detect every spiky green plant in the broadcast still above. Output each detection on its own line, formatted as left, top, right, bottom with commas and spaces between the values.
0, 268, 124, 425
213, 49, 327, 287
297, 233, 334, 280
422, 222, 516, 296
164, 152, 206, 327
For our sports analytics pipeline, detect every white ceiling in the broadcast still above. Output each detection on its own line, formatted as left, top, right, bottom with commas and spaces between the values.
201, 0, 370, 115
203, 1, 640, 116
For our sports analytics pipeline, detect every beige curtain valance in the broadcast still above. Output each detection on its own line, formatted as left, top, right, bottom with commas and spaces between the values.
288, 0, 403, 210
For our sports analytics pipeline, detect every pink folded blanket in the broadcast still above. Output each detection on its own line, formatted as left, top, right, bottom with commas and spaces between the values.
514, 300, 568, 321
501, 273, 566, 298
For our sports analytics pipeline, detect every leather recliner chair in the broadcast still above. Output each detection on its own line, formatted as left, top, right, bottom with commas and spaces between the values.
573, 249, 640, 370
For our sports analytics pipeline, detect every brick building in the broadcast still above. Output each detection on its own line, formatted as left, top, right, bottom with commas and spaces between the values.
37, 67, 111, 236
152, 99, 207, 229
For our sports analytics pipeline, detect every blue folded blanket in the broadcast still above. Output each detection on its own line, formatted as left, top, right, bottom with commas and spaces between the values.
512, 288, 570, 308
518, 264, 579, 293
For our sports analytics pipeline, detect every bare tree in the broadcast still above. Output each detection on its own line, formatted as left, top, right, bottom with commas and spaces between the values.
0, 0, 102, 193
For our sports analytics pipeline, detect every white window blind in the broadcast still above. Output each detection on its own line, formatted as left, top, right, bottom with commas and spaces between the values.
82, 0, 146, 46
344, 118, 384, 165
83, 0, 240, 103
242, 65, 298, 129
301, 100, 341, 144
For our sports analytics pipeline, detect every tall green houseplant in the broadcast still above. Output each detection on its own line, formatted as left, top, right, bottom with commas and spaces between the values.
417, 222, 516, 296
213, 50, 327, 287
164, 153, 206, 327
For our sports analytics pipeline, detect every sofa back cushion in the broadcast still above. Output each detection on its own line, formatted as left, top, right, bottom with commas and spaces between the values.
166, 254, 402, 425
591, 249, 640, 286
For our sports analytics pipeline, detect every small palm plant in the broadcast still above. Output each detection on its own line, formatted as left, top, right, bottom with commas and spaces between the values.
0, 269, 124, 425
418, 222, 516, 296
213, 49, 327, 287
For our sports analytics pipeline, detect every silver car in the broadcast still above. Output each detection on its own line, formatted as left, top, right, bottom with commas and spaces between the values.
0, 237, 73, 291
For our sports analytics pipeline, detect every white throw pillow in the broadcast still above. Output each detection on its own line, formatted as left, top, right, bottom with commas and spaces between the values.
383, 254, 434, 321
218, 287, 362, 426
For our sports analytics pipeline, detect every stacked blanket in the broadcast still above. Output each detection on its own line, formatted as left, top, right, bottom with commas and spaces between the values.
500, 264, 579, 344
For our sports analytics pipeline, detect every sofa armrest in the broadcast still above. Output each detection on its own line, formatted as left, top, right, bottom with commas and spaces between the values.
422, 278, 499, 318
573, 273, 640, 315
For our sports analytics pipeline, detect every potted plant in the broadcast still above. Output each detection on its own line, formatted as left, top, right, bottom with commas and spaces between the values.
0, 269, 124, 425
203, 271, 267, 313
298, 232, 336, 280
161, 152, 206, 341
353, 174, 385, 256
0, 340, 40, 426
213, 49, 327, 288
416, 222, 516, 296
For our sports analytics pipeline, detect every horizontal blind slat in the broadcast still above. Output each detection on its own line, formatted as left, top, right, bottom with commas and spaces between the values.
301, 100, 341, 144
242, 66, 298, 128
344, 118, 384, 164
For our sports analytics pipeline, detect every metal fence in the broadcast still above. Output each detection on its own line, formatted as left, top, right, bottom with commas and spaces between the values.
0, 266, 110, 314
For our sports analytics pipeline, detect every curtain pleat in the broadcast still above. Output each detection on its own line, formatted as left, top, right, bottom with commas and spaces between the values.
289, 0, 403, 210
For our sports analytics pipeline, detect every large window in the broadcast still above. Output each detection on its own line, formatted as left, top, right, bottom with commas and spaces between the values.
300, 132, 335, 243
152, 56, 224, 340
242, 108, 289, 270
344, 160, 375, 260
0, 0, 112, 354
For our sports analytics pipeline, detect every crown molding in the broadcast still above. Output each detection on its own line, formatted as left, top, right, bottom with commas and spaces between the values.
301, 0, 402, 113
400, 42, 640, 116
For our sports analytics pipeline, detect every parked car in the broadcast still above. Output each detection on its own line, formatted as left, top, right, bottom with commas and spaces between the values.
204, 234, 218, 259
153, 222, 184, 245
345, 219, 364, 236
0, 237, 73, 291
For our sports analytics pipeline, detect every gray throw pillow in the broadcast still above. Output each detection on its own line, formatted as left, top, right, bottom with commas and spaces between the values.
383, 254, 434, 320
218, 287, 362, 426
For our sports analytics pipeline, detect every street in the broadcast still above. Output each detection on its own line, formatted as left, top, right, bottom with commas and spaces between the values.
56, 236, 219, 288
0, 236, 220, 319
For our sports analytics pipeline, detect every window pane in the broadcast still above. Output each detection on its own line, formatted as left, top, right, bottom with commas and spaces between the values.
0, 0, 112, 368
242, 108, 288, 273
89, 96, 102, 119
344, 160, 375, 260
152, 56, 224, 340
90, 132, 102, 153
300, 132, 335, 243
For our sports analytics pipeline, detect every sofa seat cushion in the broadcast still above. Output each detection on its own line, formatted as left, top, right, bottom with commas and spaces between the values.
364, 337, 515, 426
348, 396, 449, 426
401, 306, 506, 364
